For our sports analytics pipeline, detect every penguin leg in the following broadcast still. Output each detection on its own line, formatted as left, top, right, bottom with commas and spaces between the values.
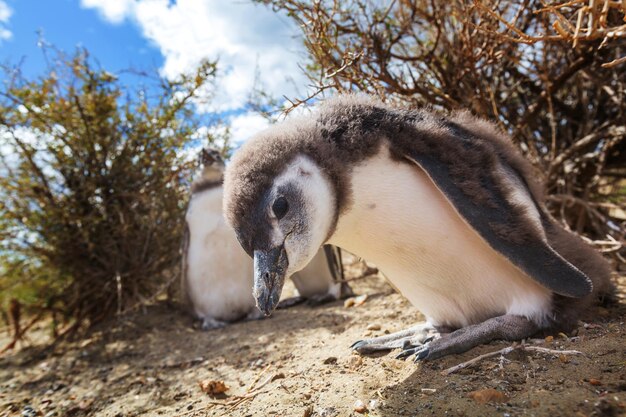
396, 315, 539, 361
351, 322, 443, 353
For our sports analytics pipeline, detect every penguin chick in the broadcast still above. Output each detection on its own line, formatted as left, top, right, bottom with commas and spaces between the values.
222, 95, 613, 360
181, 148, 350, 329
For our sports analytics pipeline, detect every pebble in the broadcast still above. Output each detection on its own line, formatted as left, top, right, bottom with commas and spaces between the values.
353, 400, 367, 413
22, 406, 37, 417
345, 355, 363, 370
366, 324, 381, 331
467, 389, 509, 404
317, 407, 338, 417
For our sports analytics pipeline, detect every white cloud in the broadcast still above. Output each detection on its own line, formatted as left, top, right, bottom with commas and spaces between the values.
80, 0, 135, 24
228, 112, 270, 146
81, 0, 309, 115
0, 0, 12, 41
0, 0, 11, 22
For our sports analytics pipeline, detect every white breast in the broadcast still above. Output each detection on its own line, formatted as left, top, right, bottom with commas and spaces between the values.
329, 146, 553, 328
185, 187, 256, 322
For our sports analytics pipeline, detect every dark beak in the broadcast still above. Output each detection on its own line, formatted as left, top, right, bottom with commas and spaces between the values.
253, 245, 289, 316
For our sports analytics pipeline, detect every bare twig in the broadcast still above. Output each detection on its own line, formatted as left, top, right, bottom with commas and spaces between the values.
442, 343, 586, 375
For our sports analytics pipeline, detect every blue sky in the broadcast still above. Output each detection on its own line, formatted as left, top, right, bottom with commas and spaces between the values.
1, 0, 163, 80
0, 0, 309, 144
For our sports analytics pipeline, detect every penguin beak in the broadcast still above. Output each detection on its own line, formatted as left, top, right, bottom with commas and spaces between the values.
253, 245, 289, 316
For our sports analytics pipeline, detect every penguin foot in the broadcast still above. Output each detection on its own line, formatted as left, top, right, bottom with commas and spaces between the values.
395, 314, 539, 362
245, 308, 266, 321
395, 343, 431, 361
277, 292, 346, 310
351, 322, 440, 354
306, 293, 341, 306
276, 296, 307, 309
197, 317, 228, 330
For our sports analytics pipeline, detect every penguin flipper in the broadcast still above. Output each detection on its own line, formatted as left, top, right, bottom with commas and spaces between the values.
402, 151, 593, 298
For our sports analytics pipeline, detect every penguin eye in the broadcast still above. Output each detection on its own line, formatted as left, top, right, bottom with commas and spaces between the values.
272, 196, 289, 220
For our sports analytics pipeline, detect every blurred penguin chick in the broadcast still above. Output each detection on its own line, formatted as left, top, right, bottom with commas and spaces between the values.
181, 148, 351, 329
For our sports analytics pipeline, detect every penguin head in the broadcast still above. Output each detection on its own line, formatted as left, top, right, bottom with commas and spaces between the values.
199, 147, 225, 178
229, 154, 336, 316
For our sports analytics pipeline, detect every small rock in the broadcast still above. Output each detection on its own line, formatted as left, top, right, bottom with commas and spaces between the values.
198, 379, 229, 396
421, 388, 437, 394
317, 407, 338, 417
588, 378, 602, 386
468, 389, 509, 404
343, 298, 355, 308
353, 400, 367, 413
367, 324, 381, 331
354, 294, 368, 306
345, 355, 363, 370
323, 357, 338, 365
22, 406, 37, 417
545, 335, 554, 343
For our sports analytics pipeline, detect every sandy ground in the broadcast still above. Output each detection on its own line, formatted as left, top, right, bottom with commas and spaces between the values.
1, 262, 625, 417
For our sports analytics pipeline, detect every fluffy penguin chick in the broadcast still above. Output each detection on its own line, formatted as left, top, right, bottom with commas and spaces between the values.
182, 149, 350, 329
222, 95, 613, 360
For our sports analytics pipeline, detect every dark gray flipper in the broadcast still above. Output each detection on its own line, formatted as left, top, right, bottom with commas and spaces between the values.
403, 150, 592, 298
396, 315, 538, 361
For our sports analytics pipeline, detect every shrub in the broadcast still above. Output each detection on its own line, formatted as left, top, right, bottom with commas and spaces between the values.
0, 48, 223, 327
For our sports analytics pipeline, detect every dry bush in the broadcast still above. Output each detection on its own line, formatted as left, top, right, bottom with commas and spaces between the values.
261, 0, 625, 266
0, 49, 222, 332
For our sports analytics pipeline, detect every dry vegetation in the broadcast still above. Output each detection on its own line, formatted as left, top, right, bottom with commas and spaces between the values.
0, 49, 225, 343
261, 0, 625, 266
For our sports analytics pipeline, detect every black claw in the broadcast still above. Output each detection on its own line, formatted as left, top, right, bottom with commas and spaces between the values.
350, 340, 365, 350
423, 336, 435, 344
414, 348, 430, 362
395, 347, 417, 360
395, 351, 410, 360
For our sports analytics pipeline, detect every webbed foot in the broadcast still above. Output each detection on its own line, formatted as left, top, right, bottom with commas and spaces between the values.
197, 317, 228, 330
351, 322, 440, 354
395, 315, 539, 361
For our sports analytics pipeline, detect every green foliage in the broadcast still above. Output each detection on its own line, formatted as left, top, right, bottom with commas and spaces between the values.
0, 49, 222, 324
